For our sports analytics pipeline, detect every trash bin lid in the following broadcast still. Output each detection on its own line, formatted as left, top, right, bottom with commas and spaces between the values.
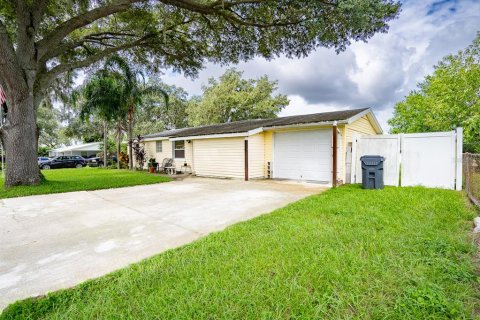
360, 155, 385, 166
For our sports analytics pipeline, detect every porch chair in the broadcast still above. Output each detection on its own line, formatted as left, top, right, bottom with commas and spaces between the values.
157, 158, 173, 173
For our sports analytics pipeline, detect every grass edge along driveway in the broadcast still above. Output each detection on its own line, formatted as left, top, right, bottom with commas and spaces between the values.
0, 168, 171, 199
1, 185, 479, 319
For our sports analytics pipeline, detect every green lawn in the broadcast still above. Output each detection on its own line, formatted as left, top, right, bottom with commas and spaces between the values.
1, 185, 478, 319
0, 168, 171, 199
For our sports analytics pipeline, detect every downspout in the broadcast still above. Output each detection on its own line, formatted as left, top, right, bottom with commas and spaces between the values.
127, 99, 134, 170
244, 138, 249, 181
190, 140, 194, 175
332, 121, 338, 188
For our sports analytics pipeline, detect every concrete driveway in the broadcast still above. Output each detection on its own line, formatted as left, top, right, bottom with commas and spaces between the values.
0, 177, 324, 309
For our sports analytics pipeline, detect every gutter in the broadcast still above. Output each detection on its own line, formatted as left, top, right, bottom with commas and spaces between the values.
262, 120, 348, 131
165, 121, 349, 141
169, 132, 249, 141
143, 136, 170, 142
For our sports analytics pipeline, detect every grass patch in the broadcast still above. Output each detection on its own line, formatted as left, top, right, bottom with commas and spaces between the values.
0, 168, 171, 199
1, 185, 479, 319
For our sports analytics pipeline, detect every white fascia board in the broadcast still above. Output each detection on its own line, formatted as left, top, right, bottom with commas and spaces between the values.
50, 142, 101, 152
346, 108, 383, 134
247, 127, 264, 136
263, 121, 347, 131
143, 137, 170, 142
77, 148, 102, 151
169, 132, 248, 141
367, 113, 383, 134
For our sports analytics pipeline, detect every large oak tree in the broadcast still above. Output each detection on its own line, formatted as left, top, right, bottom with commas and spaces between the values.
0, 0, 400, 187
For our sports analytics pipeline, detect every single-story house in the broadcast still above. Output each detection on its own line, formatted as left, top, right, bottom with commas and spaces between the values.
140, 108, 382, 186
49, 142, 101, 157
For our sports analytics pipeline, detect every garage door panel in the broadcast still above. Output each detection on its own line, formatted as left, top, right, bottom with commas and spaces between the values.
274, 130, 332, 182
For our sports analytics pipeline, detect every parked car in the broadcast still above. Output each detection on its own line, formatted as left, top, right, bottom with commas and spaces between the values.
37, 157, 50, 164
39, 156, 86, 169
86, 157, 104, 167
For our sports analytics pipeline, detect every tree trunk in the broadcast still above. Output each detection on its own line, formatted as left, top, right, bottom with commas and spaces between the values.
103, 121, 108, 167
1, 4, 42, 187
116, 126, 121, 170
128, 99, 134, 170
128, 120, 133, 170
2, 92, 41, 187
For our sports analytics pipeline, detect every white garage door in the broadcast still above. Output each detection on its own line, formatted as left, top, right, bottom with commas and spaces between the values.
274, 130, 332, 183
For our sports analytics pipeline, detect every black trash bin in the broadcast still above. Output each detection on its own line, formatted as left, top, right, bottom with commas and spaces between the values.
360, 155, 385, 189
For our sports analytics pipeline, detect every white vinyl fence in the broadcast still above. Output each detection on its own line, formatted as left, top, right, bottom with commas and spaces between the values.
351, 128, 463, 190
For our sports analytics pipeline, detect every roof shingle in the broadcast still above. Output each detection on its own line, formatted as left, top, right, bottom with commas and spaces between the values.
144, 108, 370, 139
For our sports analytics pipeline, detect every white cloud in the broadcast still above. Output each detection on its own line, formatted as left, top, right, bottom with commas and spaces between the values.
279, 96, 349, 117
161, 0, 480, 131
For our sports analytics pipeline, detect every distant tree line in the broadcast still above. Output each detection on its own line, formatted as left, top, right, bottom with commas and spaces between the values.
38, 67, 290, 153
389, 33, 480, 152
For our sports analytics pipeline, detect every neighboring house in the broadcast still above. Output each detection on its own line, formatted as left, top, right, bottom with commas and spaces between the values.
49, 142, 101, 157
140, 108, 382, 186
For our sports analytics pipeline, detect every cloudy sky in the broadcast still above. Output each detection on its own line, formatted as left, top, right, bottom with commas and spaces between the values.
161, 0, 480, 131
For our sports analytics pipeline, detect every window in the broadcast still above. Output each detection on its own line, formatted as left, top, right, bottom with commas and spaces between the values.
173, 141, 185, 159
156, 141, 163, 153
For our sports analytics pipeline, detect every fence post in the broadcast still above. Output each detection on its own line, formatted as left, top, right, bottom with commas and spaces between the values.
455, 128, 463, 191
465, 153, 480, 207
332, 121, 338, 188
399, 133, 404, 187
466, 153, 470, 196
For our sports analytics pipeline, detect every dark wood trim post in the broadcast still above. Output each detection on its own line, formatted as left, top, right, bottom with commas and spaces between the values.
244, 139, 249, 181
332, 122, 338, 188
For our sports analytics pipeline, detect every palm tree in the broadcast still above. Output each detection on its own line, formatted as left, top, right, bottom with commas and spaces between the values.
104, 56, 168, 170
80, 57, 169, 170
113, 117, 127, 169
80, 69, 126, 166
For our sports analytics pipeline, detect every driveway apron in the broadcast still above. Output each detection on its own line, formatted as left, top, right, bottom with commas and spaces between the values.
0, 177, 324, 309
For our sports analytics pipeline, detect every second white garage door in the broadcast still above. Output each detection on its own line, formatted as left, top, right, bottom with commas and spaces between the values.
193, 137, 245, 179
273, 130, 332, 183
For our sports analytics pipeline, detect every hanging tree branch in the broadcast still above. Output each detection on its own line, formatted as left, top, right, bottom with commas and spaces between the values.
37, 0, 145, 59
37, 0, 321, 62
39, 34, 157, 90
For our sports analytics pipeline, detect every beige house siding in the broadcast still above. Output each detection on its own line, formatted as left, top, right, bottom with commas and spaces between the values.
185, 141, 193, 171
192, 137, 245, 179
135, 112, 379, 181
144, 140, 171, 164
337, 125, 346, 183
337, 126, 344, 182
248, 133, 265, 179
264, 131, 273, 177
345, 116, 377, 143
341, 116, 379, 182
141, 139, 193, 171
